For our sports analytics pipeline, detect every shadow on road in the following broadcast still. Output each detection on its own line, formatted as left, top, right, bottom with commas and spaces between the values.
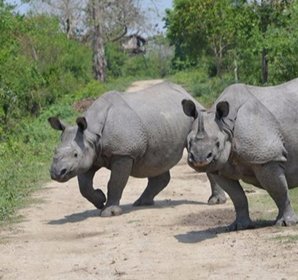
48, 209, 100, 224
175, 220, 275, 244
48, 199, 207, 225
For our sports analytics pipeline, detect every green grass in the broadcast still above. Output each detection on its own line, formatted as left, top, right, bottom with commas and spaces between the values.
273, 233, 298, 243
245, 185, 298, 234
242, 186, 298, 244
0, 105, 73, 224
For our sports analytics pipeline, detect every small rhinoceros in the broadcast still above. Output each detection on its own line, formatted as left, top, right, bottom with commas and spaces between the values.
182, 79, 298, 230
49, 82, 226, 217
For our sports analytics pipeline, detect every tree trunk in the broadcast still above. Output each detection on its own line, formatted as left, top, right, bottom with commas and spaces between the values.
261, 48, 268, 84
234, 59, 238, 83
91, 0, 106, 82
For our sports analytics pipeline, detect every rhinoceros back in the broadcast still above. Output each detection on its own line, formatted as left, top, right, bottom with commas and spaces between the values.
122, 82, 197, 177
84, 82, 197, 178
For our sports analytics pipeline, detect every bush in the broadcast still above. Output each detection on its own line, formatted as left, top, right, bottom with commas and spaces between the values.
0, 13, 93, 134
169, 68, 234, 106
74, 80, 108, 101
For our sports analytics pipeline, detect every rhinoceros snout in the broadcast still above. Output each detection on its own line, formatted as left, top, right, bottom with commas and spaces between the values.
50, 166, 69, 182
188, 151, 211, 170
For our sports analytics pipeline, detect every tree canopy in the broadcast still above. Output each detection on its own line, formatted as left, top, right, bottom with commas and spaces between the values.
165, 0, 298, 84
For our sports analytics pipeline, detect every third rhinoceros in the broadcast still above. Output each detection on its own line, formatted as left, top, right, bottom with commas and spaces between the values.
182, 78, 298, 230
49, 81, 226, 217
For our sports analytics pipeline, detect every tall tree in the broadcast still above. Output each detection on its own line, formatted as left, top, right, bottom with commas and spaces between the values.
166, 0, 296, 84
250, 0, 293, 84
166, 0, 241, 76
27, 0, 147, 81
88, 0, 106, 81
28, 0, 85, 38
86, 0, 146, 81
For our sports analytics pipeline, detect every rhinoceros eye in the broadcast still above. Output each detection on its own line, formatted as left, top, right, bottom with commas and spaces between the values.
74, 152, 78, 158
216, 141, 220, 148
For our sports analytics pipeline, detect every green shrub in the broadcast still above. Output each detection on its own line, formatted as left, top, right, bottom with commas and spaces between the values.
74, 80, 108, 100
0, 13, 93, 135
0, 101, 77, 223
169, 68, 234, 106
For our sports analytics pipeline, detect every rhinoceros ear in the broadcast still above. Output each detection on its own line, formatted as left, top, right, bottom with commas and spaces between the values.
48, 117, 65, 131
182, 99, 198, 119
76, 117, 87, 131
216, 101, 229, 120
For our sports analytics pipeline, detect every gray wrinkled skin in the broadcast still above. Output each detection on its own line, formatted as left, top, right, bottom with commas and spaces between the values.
49, 82, 226, 217
182, 78, 298, 230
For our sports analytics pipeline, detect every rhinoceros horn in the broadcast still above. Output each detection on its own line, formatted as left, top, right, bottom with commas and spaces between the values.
197, 110, 206, 138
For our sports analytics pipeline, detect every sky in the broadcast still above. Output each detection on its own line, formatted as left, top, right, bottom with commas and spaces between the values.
141, 0, 173, 32
5, 0, 173, 33
6, 1, 173, 17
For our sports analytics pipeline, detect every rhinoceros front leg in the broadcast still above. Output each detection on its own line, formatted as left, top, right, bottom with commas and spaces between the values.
78, 169, 106, 209
101, 156, 133, 217
212, 174, 253, 231
253, 162, 298, 226
133, 171, 171, 206
206, 173, 227, 205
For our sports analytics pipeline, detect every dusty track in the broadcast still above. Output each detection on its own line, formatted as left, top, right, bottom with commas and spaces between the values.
0, 80, 298, 280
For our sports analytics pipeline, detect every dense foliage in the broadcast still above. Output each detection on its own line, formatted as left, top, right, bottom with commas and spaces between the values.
166, 0, 298, 85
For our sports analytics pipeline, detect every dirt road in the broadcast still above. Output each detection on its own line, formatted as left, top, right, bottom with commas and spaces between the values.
0, 80, 298, 280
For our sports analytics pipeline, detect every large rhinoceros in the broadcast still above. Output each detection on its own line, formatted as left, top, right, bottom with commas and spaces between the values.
49, 82, 226, 217
182, 78, 298, 230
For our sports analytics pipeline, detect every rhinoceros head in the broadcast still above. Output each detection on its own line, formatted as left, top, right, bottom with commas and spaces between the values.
48, 116, 97, 182
182, 99, 232, 172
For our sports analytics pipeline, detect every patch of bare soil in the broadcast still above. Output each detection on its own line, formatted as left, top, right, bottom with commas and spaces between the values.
1, 80, 298, 280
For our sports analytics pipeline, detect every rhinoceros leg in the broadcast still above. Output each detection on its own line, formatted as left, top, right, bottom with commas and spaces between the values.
253, 162, 298, 226
133, 171, 171, 206
207, 173, 227, 205
78, 169, 106, 209
212, 174, 253, 231
101, 156, 133, 217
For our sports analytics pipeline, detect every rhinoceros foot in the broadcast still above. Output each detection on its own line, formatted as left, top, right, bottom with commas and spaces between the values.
133, 197, 154, 207
275, 214, 298, 226
228, 218, 254, 231
101, 205, 123, 217
94, 189, 106, 209
208, 194, 227, 205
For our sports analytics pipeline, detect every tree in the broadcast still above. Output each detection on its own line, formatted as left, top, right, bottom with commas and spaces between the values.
166, 0, 242, 75
88, 0, 106, 81
166, 0, 297, 84
250, 0, 293, 84
85, 0, 146, 81
28, 0, 148, 81
27, 0, 86, 38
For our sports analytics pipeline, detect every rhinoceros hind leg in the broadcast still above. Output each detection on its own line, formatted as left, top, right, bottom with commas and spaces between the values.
133, 171, 170, 206
275, 214, 298, 226
101, 205, 123, 217
253, 162, 298, 227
